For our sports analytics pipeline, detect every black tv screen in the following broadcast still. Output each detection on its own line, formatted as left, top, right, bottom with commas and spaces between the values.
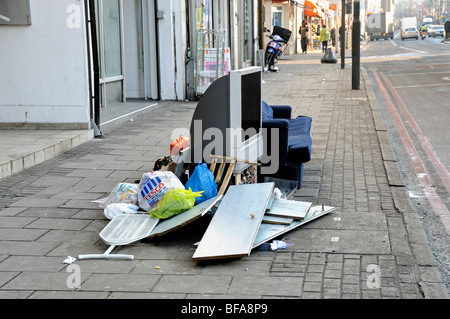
241, 71, 262, 142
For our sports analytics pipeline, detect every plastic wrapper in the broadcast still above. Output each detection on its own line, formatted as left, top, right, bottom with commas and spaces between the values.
170, 136, 190, 157
149, 188, 203, 220
103, 183, 139, 208
104, 203, 139, 220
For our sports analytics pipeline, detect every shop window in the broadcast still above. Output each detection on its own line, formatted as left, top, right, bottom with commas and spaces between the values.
272, 6, 282, 27
95, 0, 123, 80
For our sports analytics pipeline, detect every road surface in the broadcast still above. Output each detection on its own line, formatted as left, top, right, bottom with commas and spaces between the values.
361, 30, 450, 288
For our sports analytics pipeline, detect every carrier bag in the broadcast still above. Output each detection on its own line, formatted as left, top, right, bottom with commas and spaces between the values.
103, 183, 139, 208
185, 163, 218, 204
138, 171, 185, 212
149, 188, 203, 219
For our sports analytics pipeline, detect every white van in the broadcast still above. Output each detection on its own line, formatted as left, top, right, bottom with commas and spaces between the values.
402, 17, 417, 30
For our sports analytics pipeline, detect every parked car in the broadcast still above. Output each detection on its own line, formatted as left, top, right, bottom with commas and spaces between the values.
428, 25, 445, 37
401, 27, 419, 40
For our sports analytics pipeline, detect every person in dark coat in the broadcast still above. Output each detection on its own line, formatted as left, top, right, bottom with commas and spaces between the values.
299, 20, 309, 54
445, 20, 450, 40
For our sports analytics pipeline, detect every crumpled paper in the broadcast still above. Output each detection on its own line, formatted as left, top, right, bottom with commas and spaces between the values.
63, 256, 77, 265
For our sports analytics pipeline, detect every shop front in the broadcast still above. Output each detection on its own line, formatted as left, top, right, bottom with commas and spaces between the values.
185, 0, 261, 99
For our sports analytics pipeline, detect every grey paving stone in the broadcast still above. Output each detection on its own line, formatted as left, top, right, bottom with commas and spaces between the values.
153, 275, 232, 294
284, 229, 391, 254
0, 272, 19, 288
80, 274, 161, 292
0, 228, 48, 241
30, 291, 109, 299
132, 259, 201, 276
2, 272, 81, 291
25, 218, 91, 231
228, 276, 303, 297
0, 216, 36, 228
9, 197, 68, 208
0, 241, 59, 256
0, 256, 66, 272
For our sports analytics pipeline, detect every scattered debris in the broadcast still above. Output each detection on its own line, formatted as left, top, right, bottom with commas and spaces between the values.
63, 256, 77, 265
270, 240, 293, 251
80, 139, 334, 263
104, 203, 139, 220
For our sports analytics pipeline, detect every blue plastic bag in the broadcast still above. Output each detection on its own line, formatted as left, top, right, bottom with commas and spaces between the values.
185, 163, 218, 204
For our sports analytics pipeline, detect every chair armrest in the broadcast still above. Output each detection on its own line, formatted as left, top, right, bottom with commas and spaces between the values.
270, 105, 292, 119
287, 135, 312, 163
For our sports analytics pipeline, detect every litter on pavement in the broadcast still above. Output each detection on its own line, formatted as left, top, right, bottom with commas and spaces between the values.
80, 136, 334, 262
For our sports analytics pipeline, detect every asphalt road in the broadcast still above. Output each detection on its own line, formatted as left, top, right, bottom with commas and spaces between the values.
362, 30, 450, 290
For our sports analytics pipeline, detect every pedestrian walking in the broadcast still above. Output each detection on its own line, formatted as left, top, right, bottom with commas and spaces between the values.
331, 28, 336, 47
320, 24, 330, 52
299, 20, 309, 54
445, 20, 450, 41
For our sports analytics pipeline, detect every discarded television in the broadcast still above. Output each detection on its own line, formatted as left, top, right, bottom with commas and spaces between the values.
189, 66, 264, 173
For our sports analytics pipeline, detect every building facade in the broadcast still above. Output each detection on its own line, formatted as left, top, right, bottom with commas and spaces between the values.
0, 0, 267, 130
0, 0, 337, 130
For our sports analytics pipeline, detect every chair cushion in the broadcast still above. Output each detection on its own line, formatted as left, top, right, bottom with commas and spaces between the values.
262, 101, 274, 120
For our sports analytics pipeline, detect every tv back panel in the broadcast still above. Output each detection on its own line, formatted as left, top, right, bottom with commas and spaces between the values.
189, 66, 264, 174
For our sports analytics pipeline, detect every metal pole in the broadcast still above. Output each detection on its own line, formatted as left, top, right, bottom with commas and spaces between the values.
352, 0, 360, 90
85, 0, 102, 137
341, 0, 346, 69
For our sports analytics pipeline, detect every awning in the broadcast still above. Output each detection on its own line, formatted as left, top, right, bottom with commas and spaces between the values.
304, 0, 324, 18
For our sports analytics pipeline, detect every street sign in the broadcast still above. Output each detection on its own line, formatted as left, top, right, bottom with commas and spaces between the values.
0, 0, 31, 26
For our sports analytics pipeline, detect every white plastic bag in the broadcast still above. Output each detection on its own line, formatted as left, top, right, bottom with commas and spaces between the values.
270, 240, 293, 251
103, 183, 139, 208
104, 203, 139, 220
138, 171, 185, 212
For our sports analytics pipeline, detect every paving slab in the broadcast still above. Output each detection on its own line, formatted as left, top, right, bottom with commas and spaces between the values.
1, 272, 82, 291
227, 276, 303, 297
152, 275, 233, 295
284, 229, 390, 254
80, 274, 161, 292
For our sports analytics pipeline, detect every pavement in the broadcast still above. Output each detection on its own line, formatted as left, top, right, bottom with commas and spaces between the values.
0, 51, 448, 301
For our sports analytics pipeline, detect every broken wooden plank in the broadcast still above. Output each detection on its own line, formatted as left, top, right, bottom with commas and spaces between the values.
192, 183, 274, 260
148, 195, 222, 238
218, 160, 236, 196
262, 215, 294, 225
265, 199, 312, 220
253, 205, 336, 249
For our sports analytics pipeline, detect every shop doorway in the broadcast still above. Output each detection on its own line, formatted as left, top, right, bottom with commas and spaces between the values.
94, 0, 159, 107
123, 0, 159, 101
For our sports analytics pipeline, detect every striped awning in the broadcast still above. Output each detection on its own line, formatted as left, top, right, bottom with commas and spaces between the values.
304, 0, 324, 18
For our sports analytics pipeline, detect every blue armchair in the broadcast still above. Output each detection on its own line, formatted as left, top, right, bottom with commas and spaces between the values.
260, 101, 312, 189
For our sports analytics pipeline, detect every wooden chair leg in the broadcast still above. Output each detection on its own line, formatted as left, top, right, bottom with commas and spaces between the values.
218, 160, 236, 196
209, 159, 217, 175
215, 161, 225, 184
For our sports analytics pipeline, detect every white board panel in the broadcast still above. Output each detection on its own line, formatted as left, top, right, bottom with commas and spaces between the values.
193, 183, 274, 260
265, 199, 312, 220
253, 205, 336, 248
